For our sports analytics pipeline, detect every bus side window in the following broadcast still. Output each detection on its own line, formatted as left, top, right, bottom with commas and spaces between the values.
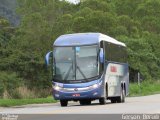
105, 42, 110, 61
123, 47, 127, 63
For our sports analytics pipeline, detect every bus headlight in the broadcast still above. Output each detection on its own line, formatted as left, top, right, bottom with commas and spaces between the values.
92, 84, 99, 89
90, 81, 102, 89
54, 85, 61, 91
53, 84, 63, 91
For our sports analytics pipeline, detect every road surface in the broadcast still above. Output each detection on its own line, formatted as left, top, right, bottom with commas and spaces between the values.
0, 94, 160, 114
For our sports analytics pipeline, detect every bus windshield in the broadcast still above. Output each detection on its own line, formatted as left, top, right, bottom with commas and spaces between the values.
54, 45, 99, 82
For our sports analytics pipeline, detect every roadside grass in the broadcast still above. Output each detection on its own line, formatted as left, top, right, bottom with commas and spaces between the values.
0, 96, 57, 107
129, 80, 160, 96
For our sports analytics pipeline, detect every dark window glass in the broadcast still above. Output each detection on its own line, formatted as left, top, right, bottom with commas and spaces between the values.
104, 42, 127, 63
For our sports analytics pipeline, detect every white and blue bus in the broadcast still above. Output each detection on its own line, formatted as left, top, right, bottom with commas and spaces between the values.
45, 33, 129, 107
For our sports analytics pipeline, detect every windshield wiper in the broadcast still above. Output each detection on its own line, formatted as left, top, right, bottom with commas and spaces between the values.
77, 65, 89, 82
64, 60, 74, 80
64, 66, 72, 80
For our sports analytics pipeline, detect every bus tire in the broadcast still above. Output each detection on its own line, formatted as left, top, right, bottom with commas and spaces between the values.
99, 85, 107, 105
60, 100, 68, 107
80, 100, 91, 105
121, 88, 125, 103
99, 97, 106, 105
117, 87, 125, 103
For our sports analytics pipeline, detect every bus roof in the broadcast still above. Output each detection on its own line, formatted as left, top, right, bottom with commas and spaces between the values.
54, 33, 126, 47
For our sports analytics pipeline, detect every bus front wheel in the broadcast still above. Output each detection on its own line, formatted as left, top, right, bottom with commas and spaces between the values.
60, 100, 68, 107
99, 97, 106, 105
99, 86, 107, 105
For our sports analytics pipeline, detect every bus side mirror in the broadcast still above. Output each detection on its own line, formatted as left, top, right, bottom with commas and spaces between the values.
45, 51, 53, 66
99, 48, 104, 63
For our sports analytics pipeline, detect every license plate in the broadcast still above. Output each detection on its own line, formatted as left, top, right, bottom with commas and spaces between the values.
72, 94, 80, 97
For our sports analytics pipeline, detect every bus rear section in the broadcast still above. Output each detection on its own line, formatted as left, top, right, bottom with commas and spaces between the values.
105, 62, 129, 103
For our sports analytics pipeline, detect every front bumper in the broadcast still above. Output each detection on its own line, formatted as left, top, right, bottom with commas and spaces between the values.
53, 86, 103, 100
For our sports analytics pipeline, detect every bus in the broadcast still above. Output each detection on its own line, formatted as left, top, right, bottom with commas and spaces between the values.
45, 33, 129, 107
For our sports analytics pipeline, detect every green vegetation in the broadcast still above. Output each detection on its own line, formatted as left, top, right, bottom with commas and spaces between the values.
0, 97, 56, 107
0, 0, 19, 26
129, 81, 160, 96
0, 0, 160, 99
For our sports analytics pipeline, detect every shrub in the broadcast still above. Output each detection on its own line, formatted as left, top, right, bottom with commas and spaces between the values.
15, 86, 51, 99
0, 72, 23, 98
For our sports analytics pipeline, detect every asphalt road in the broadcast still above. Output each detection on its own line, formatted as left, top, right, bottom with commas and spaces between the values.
0, 94, 160, 114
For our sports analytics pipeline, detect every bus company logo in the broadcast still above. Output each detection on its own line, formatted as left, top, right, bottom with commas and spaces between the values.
74, 88, 78, 91
110, 66, 117, 72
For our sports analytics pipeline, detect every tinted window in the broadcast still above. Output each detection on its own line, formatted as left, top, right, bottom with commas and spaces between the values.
104, 42, 127, 63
